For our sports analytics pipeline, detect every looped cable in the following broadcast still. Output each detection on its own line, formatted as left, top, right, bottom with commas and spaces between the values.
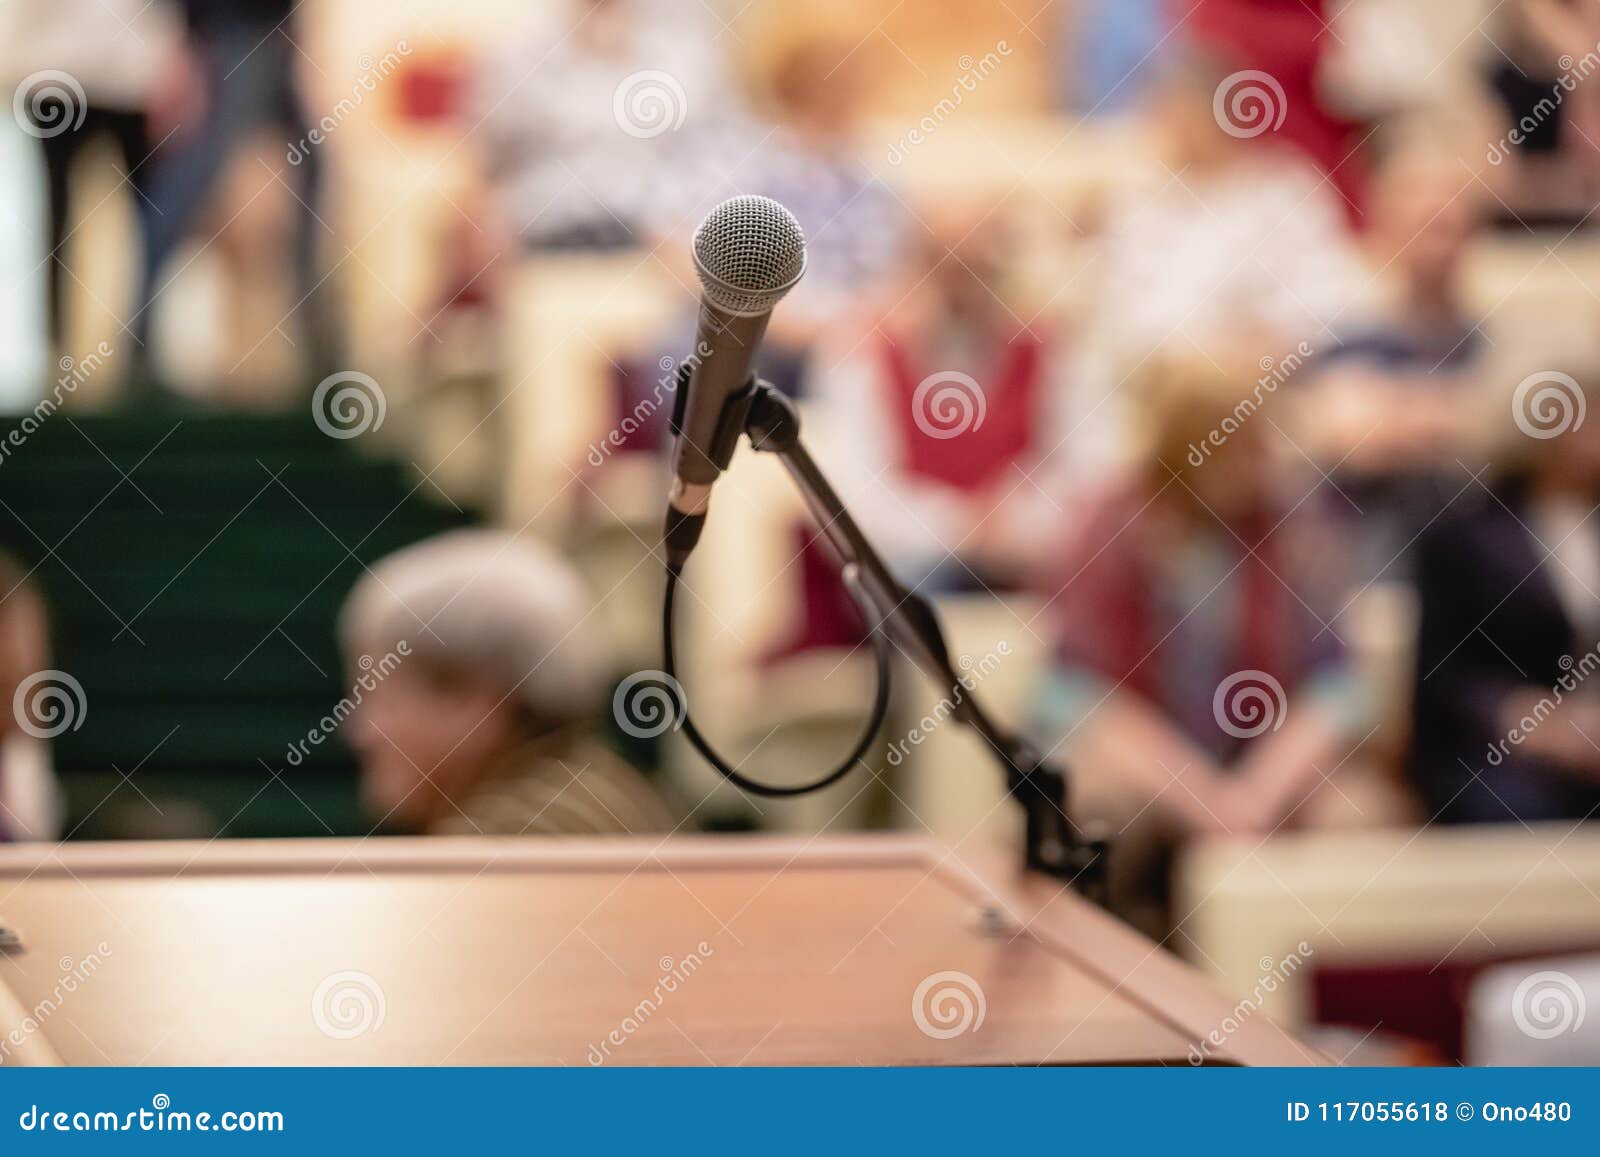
661, 566, 892, 797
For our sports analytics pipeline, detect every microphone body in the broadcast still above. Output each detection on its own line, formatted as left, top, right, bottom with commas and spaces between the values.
663, 195, 806, 569
669, 302, 771, 509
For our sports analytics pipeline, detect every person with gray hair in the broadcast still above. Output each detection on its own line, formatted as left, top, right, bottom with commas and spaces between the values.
338, 530, 672, 837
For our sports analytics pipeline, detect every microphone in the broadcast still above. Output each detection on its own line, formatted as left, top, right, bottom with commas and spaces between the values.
664, 195, 806, 570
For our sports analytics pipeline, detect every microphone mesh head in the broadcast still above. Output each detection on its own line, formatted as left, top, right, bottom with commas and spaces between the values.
692, 195, 807, 316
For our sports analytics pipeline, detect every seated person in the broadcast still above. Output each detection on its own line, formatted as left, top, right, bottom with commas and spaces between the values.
1298, 140, 1491, 581
737, 28, 907, 397
339, 530, 673, 836
476, 0, 744, 252
1030, 350, 1384, 929
1411, 357, 1600, 824
808, 206, 1066, 594
1082, 48, 1369, 378
0, 552, 64, 842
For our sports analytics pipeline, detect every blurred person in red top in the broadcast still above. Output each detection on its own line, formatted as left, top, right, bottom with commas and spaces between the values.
1030, 348, 1396, 929
807, 204, 1070, 594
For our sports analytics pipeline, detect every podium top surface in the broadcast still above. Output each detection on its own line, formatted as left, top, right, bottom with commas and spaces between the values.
0, 835, 1319, 1066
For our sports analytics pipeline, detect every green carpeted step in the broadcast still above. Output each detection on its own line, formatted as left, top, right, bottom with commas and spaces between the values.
0, 406, 478, 835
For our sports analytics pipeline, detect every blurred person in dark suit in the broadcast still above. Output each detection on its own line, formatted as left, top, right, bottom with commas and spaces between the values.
1031, 349, 1394, 928
0, 554, 63, 842
339, 531, 673, 837
1411, 358, 1600, 825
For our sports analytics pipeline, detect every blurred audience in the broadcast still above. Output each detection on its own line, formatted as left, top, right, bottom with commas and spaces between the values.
1031, 349, 1390, 928
7, 0, 1600, 1066
1411, 360, 1600, 824
339, 530, 672, 836
7, 0, 1600, 892
0, 554, 63, 842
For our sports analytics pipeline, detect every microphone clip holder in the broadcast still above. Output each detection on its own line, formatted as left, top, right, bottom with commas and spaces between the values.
735, 379, 1107, 895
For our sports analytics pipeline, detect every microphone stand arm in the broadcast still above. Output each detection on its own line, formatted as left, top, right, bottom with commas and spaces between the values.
741, 381, 1107, 893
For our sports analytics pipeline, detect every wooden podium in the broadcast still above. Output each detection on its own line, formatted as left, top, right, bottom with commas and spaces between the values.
0, 835, 1319, 1066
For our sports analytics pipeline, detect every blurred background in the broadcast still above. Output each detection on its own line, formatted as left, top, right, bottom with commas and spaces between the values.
3, 0, 1600, 1064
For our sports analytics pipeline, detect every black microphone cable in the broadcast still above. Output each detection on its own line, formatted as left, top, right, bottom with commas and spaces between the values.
660, 560, 892, 798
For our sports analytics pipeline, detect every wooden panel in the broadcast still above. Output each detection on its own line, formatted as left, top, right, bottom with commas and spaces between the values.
0, 835, 1316, 1066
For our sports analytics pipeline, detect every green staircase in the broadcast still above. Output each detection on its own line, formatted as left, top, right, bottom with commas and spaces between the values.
0, 408, 477, 838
